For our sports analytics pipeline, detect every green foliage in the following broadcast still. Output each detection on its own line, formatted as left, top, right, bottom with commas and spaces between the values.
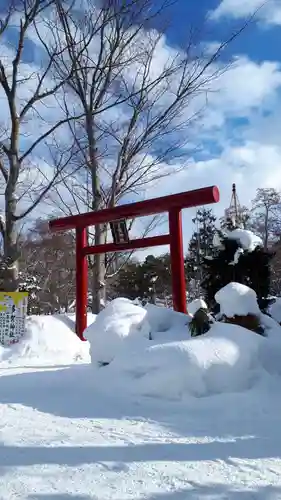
189, 308, 212, 337
185, 208, 216, 298
201, 231, 274, 310
110, 254, 173, 305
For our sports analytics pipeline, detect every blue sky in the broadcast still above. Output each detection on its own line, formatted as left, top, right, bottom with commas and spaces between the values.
1, 0, 281, 256
164, 0, 281, 62
133, 0, 281, 255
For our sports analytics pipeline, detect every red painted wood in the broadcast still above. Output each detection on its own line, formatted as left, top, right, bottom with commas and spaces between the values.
76, 227, 88, 340
49, 185, 220, 340
84, 234, 170, 256
169, 209, 187, 314
49, 186, 219, 232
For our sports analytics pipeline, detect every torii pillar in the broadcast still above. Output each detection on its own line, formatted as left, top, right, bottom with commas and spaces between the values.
49, 185, 220, 339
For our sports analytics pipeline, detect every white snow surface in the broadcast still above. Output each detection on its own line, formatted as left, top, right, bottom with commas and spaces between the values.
269, 298, 281, 324
0, 314, 93, 367
84, 298, 190, 366
213, 228, 263, 253
227, 228, 263, 251
84, 298, 151, 366
94, 322, 263, 400
1, 300, 281, 498
215, 282, 260, 317
188, 298, 208, 315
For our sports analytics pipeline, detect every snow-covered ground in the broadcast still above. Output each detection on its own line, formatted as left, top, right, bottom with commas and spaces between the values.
1, 300, 281, 499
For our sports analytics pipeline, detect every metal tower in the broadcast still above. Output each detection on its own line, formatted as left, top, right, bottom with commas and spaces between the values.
224, 183, 246, 229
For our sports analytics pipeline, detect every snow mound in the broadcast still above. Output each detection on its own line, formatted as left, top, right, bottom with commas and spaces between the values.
0, 315, 90, 366
93, 322, 263, 399
84, 298, 191, 366
188, 298, 208, 316
144, 303, 190, 337
85, 295, 281, 401
215, 282, 260, 317
84, 298, 151, 366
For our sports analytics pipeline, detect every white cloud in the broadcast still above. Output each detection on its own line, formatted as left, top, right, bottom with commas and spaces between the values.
2, 3, 281, 262
210, 0, 281, 25
133, 54, 281, 258
207, 57, 281, 118
135, 138, 281, 260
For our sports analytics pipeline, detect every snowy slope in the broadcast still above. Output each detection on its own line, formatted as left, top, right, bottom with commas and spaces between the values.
0, 314, 92, 367
84, 297, 276, 400
1, 306, 281, 498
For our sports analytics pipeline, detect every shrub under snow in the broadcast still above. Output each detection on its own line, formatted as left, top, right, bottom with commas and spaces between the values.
90, 317, 264, 400
215, 282, 260, 318
84, 298, 150, 366
84, 298, 190, 367
188, 298, 208, 316
86, 295, 281, 401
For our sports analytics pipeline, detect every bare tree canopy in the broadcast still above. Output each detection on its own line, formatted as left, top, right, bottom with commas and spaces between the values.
251, 188, 281, 249
0, 0, 85, 290
0, 0, 248, 304
46, 0, 247, 312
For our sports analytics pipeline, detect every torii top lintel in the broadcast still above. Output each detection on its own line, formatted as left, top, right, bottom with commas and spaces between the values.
49, 185, 220, 232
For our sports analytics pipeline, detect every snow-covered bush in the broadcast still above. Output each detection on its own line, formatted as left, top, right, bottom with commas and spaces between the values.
215, 282, 260, 318
90, 316, 264, 400
84, 298, 191, 367
188, 298, 213, 337
202, 228, 274, 310
215, 283, 264, 334
84, 298, 151, 366
82, 289, 281, 401
188, 298, 208, 316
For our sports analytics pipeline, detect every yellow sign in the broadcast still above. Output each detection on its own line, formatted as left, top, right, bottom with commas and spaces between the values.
0, 292, 29, 346
0, 292, 28, 311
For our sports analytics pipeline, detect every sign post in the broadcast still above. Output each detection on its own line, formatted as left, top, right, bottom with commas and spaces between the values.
0, 292, 28, 346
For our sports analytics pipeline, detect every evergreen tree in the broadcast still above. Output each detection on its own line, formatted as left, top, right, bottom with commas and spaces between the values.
110, 260, 142, 301
18, 271, 41, 315
201, 229, 274, 311
185, 208, 216, 298
111, 254, 172, 305
220, 205, 250, 231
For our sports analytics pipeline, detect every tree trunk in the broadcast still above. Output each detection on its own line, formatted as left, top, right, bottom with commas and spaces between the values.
91, 223, 107, 314
2, 181, 19, 292
87, 115, 107, 314
264, 208, 269, 249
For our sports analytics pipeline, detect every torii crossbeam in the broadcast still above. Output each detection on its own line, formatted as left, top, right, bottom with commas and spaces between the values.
49, 185, 220, 340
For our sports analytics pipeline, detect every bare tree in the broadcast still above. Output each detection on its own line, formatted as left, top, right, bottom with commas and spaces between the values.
19, 219, 76, 313
250, 188, 281, 248
47, 174, 166, 309
51, 0, 247, 313
0, 0, 83, 290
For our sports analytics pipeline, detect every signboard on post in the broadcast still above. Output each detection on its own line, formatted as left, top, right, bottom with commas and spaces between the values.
0, 292, 28, 346
110, 220, 129, 245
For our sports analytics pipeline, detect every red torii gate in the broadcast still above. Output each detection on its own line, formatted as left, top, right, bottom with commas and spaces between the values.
49, 185, 220, 340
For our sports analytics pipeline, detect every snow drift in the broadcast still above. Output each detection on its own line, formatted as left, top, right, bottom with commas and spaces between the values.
86, 296, 281, 401
84, 297, 190, 366
99, 322, 263, 400
0, 314, 91, 366
2, 289, 281, 402
269, 297, 281, 324
215, 282, 260, 317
